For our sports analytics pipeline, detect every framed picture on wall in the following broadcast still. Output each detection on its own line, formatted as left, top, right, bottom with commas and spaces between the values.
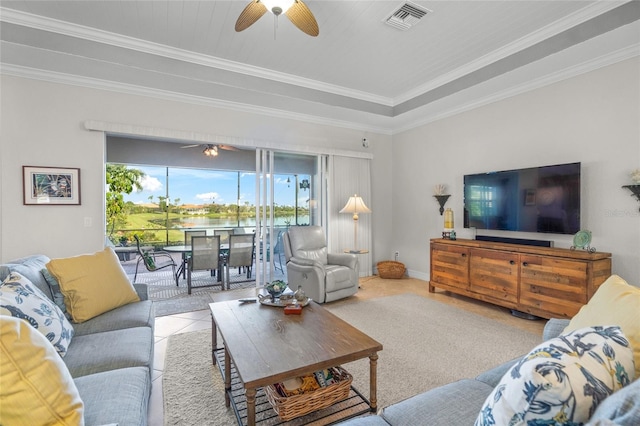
524, 188, 536, 206
23, 166, 81, 205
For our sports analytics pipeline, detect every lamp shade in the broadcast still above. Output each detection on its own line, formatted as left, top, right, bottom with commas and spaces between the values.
340, 195, 371, 215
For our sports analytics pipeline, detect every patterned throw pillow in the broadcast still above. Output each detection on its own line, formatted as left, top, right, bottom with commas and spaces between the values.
475, 326, 635, 426
0, 272, 74, 357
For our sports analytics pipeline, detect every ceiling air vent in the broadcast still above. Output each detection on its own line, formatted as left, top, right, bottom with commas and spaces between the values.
384, 1, 430, 31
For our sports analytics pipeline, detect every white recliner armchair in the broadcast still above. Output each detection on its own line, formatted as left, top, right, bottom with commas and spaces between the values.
283, 226, 359, 303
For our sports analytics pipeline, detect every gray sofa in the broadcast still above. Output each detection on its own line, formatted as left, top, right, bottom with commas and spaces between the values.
0, 254, 155, 426
338, 319, 640, 426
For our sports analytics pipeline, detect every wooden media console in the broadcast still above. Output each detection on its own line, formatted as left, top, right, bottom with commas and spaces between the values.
429, 238, 612, 319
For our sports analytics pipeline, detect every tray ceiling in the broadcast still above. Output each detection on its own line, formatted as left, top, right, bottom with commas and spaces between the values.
1, 1, 639, 133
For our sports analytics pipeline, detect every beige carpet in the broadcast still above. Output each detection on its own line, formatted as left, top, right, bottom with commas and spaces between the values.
163, 293, 542, 425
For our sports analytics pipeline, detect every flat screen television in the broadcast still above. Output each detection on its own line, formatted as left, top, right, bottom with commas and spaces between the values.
463, 162, 581, 235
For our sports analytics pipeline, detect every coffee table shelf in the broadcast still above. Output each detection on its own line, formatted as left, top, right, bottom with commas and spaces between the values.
213, 348, 372, 425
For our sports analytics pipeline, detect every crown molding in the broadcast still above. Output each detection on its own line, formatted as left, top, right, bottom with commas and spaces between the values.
393, 1, 630, 105
2, 29, 636, 136
3, 40, 637, 136
0, 63, 393, 135
392, 44, 640, 134
0, 7, 393, 107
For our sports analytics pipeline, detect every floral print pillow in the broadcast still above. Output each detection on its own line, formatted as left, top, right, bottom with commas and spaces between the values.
476, 326, 635, 426
0, 272, 74, 356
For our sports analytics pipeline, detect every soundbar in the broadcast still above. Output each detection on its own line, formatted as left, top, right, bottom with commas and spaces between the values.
475, 235, 553, 247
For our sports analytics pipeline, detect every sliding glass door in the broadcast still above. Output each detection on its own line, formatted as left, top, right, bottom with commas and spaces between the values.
253, 149, 325, 286
106, 135, 327, 287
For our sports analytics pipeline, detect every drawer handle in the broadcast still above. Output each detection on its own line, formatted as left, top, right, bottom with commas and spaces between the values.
522, 262, 529, 267
461, 253, 467, 257
509, 260, 515, 265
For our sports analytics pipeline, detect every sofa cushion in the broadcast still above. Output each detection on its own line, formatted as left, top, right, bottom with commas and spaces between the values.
41, 267, 71, 319
0, 272, 74, 356
63, 326, 153, 378
475, 326, 635, 426
46, 247, 140, 323
543, 318, 571, 341
586, 378, 640, 425
74, 367, 150, 426
71, 299, 154, 337
475, 357, 520, 388
381, 379, 494, 426
563, 274, 640, 377
0, 254, 53, 300
0, 316, 84, 425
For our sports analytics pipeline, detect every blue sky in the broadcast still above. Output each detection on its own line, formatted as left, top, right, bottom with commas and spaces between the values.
123, 165, 310, 207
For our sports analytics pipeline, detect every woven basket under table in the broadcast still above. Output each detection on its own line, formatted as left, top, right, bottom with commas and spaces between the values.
376, 261, 405, 279
264, 367, 353, 421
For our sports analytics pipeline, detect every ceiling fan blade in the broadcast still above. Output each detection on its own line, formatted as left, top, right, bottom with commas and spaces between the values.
180, 144, 200, 149
285, 0, 319, 37
235, 0, 268, 32
220, 145, 240, 151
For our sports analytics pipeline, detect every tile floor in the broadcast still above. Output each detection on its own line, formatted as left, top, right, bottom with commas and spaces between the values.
149, 308, 212, 426
147, 286, 260, 426
146, 278, 546, 425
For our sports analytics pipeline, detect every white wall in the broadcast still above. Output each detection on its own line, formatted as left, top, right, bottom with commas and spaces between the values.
2, 58, 638, 283
392, 57, 640, 283
0, 76, 393, 264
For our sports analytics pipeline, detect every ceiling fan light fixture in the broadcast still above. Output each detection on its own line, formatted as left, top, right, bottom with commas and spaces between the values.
236, 0, 318, 37
262, 0, 295, 15
203, 145, 218, 157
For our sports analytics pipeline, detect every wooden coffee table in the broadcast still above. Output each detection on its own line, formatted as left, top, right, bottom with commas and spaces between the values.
209, 299, 383, 426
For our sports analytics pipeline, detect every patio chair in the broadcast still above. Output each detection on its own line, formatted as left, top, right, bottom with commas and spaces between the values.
180, 230, 207, 278
133, 235, 178, 285
188, 235, 223, 295
214, 229, 234, 245
225, 233, 255, 289
184, 229, 207, 244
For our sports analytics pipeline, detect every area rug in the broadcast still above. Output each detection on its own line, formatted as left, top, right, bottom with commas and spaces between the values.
163, 293, 542, 425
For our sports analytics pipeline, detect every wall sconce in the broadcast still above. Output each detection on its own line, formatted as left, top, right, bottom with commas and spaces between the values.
433, 184, 450, 215
434, 195, 451, 215
622, 184, 640, 212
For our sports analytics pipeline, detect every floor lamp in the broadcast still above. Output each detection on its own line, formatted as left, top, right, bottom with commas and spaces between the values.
340, 194, 371, 254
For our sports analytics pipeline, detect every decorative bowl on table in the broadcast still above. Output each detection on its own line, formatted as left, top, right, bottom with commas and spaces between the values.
265, 280, 288, 301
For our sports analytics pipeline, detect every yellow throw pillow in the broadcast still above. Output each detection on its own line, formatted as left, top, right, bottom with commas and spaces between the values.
564, 274, 640, 377
46, 247, 140, 323
0, 316, 84, 425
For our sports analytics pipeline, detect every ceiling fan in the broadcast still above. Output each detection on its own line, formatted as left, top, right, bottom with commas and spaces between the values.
235, 0, 319, 37
180, 144, 239, 157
